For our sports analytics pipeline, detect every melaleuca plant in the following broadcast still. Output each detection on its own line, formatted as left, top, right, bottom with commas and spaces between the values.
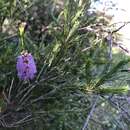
0, 0, 130, 130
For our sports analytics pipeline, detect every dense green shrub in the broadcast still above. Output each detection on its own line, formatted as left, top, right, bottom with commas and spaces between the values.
0, 0, 130, 130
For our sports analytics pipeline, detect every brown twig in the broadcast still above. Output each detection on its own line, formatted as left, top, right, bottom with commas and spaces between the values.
81, 95, 99, 130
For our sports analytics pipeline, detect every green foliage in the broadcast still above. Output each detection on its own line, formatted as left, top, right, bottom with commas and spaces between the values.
0, 0, 130, 130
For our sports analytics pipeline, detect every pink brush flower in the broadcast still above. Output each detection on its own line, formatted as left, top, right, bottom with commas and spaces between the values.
16, 51, 37, 80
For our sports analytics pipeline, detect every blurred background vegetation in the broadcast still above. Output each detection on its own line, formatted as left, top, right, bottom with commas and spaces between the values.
0, 0, 130, 130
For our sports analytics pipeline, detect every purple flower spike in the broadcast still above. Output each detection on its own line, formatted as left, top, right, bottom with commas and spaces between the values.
16, 51, 37, 80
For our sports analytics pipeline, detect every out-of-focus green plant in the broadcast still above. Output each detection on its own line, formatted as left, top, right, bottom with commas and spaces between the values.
0, 0, 130, 130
